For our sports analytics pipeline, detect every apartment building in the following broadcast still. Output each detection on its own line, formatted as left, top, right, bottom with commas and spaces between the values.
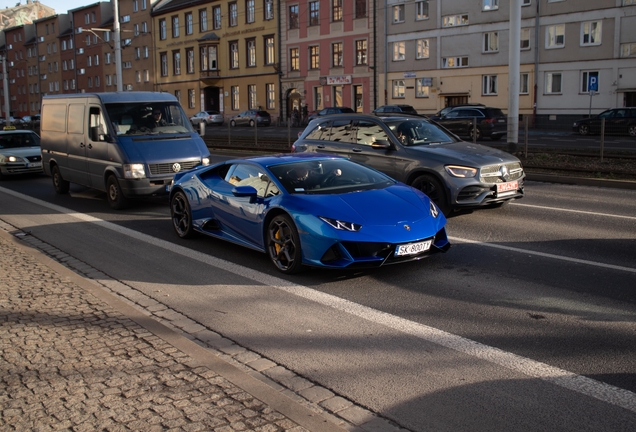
280, 0, 375, 117
2, 25, 32, 118
381, 0, 636, 125
119, 0, 155, 91
152, 0, 279, 121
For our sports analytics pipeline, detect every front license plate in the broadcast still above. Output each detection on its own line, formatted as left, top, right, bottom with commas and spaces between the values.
27, 162, 42, 168
497, 180, 518, 195
395, 240, 432, 256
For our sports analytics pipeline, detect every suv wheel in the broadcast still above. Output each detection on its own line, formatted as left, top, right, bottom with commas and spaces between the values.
628, 124, 636, 137
469, 126, 481, 141
578, 124, 590, 136
410, 175, 450, 216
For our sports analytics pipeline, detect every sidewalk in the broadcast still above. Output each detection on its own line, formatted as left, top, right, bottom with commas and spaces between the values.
0, 226, 353, 432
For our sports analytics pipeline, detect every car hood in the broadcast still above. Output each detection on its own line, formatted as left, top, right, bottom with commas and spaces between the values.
407, 141, 518, 165
294, 184, 433, 226
0, 145, 40, 157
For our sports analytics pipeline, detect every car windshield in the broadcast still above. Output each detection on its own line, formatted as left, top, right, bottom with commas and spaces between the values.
387, 119, 457, 146
105, 102, 194, 136
0, 132, 40, 149
269, 159, 394, 195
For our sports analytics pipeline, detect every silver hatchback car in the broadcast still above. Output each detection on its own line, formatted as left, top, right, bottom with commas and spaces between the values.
292, 113, 524, 214
0, 130, 42, 179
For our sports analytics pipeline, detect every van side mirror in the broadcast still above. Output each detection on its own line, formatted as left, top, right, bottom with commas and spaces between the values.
90, 126, 106, 142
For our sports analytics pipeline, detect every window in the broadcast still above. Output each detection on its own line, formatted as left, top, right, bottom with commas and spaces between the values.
246, 0, 255, 23
416, 1, 429, 20
142, 0, 147, 10
144, 46, 149, 58
134, 24, 139, 36
95, 76, 100, 88
144, 70, 150, 82
523, 0, 531, 5
248, 84, 257, 109
581, 71, 599, 93
290, 48, 300, 71
189, 89, 195, 108
123, 61, 133, 69
621, 42, 636, 57
332, 0, 343, 21
393, 42, 405, 61
186, 48, 194, 73
229, 3, 238, 27
520, 73, 529, 94
265, 0, 274, 20
200, 9, 208, 32
332, 42, 343, 67
393, 5, 404, 23
230, 41, 239, 68
442, 56, 469, 68
581, 21, 601, 46
310, 46, 320, 69
392, 80, 405, 98
314, 87, 323, 110
545, 72, 562, 94
160, 52, 168, 76
356, 40, 367, 65
309, 2, 320, 26
352, 85, 362, 112
483, 32, 499, 53
185, 13, 193, 35
200, 46, 218, 70
94, 55, 99, 66
416, 39, 429, 59
213, 6, 222, 29
265, 36, 275, 65
483, 0, 498, 11
136, 71, 141, 83
172, 16, 179, 37
624, 0, 635, 5
333, 85, 343, 107
159, 19, 166, 40
521, 28, 530, 50
483, 75, 498, 95
133, 0, 138, 12
246, 39, 256, 67
135, 48, 141, 61
232, 86, 239, 110
416, 78, 430, 98
87, 56, 92, 67
443, 14, 468, 27
355, 0, 367, 18
546, 24, 565, 48
289, 5, 299, 29
266, 83, 275, 109
106, 75, 112, 86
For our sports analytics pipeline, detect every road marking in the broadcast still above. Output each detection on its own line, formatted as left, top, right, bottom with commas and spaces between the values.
3, 186, 636, 414
511, 202, 636, 221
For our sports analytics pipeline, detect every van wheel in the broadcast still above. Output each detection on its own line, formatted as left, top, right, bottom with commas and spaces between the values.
51, 165, 70, 194
410, 175, 450, 216
106, 175, 130, 209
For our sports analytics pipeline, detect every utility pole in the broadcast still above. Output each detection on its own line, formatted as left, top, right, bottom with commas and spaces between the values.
2, 54, 9, 124
507, 0, 522, 154
113, 0, 123, 91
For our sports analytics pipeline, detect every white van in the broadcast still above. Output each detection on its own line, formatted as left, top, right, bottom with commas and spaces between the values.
41, 92, 210, 209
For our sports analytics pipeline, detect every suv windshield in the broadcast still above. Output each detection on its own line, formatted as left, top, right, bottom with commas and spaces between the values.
105, 102, 194, 136
386, 119, 457, 146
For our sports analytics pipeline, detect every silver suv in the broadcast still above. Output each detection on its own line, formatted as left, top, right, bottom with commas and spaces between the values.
292, 113, 524, 214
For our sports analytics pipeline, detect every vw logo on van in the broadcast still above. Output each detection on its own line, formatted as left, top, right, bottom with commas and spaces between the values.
172, 163, 182, 173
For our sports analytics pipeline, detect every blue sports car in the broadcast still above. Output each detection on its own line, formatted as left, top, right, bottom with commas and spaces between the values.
169, 154, 450, 274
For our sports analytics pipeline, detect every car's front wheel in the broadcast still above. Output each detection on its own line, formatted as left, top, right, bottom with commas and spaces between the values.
578, 124, 590, 136
230, 120, 237, 127
249, 119, 255, 127
628, 124, 636, 137
51, 165, 70, 194
106, 175, 130, 210
410, 174, 450, 216
267, 214, 303, 274
171, 191, 195, 238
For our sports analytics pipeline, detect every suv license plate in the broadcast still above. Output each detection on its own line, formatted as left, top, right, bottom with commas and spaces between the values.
395, 240, 432, 256
497, 180, 518, 194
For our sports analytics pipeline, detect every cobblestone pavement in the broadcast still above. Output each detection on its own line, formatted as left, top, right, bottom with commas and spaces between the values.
0, 221, 407, 432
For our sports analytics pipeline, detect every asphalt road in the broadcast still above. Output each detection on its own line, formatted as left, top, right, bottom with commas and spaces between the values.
1, 172, 635, 431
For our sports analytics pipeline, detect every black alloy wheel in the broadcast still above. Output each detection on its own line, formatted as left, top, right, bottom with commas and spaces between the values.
410, 174, 450, 216
267, 214, 303, 274
171, 191, 195, 238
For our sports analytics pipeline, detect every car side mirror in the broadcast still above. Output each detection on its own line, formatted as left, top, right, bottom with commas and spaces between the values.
371, 140, 391, 149
232, 185, 258, 197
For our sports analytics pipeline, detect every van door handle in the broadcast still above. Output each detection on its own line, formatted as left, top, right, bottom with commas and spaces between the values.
79, 143, 85, 148
87, 144, 93, 149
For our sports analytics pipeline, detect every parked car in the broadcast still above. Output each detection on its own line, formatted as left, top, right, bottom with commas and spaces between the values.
229, 110, 271, 127
0, 130, 42, 179
572, 107, 636, 137
291, 113, 524, 215
21, 115, 41, 129
373, 105, 419, 115
432, 106, 507, 141
429, 104, 486, 121
190, 110, 224, 127
0, 116, 23, 128
307, 107, 355, 122
169, 153, 449, 274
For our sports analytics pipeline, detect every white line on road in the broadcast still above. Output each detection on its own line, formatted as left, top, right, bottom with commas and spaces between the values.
3, 186, 636, 414
511, 202, 636, 221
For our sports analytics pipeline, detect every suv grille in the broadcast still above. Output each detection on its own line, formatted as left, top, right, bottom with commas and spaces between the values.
479, 162, 524, 184
149, 160, 200, 175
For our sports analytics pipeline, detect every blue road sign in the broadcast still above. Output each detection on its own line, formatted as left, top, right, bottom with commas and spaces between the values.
588, 75, 598, 92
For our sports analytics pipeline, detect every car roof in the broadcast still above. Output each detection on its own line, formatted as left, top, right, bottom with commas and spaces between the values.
0, 130, 38, 135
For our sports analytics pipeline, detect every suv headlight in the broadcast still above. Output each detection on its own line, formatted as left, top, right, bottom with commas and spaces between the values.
445, 165, 477, 178
123, 163, 146, 179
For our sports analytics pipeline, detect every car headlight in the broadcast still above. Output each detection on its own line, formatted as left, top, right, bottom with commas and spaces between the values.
8, 156, 20, 162
202, 157, 210, 166
319, 217, 362, 232
573, 122, 578, 127
123, 163, 146, 179
445, 165, 477, 178
430, 201, 439, 218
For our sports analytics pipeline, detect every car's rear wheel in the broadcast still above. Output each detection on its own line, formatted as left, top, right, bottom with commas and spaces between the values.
230, 120, 237, 127
578, 124, 590, 136
469, 126, 481, 141
267, 214, 303, 274
628, 124, 636, 137
106, 175, 130, 210
51, 165, 70, 194
249, 119, 255, 127
410, 175, 450, 216
171, 191, 195, 238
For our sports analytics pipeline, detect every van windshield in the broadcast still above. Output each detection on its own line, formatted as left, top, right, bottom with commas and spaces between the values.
105, 102, 195, 136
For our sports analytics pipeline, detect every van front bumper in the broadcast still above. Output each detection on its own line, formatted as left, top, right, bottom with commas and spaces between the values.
119, 176, 173, 197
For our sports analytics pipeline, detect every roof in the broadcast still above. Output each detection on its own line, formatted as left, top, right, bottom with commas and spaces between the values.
42, 92, 179, 104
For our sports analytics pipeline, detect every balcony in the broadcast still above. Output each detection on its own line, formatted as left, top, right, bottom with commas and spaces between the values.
200, 69, 220, 78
